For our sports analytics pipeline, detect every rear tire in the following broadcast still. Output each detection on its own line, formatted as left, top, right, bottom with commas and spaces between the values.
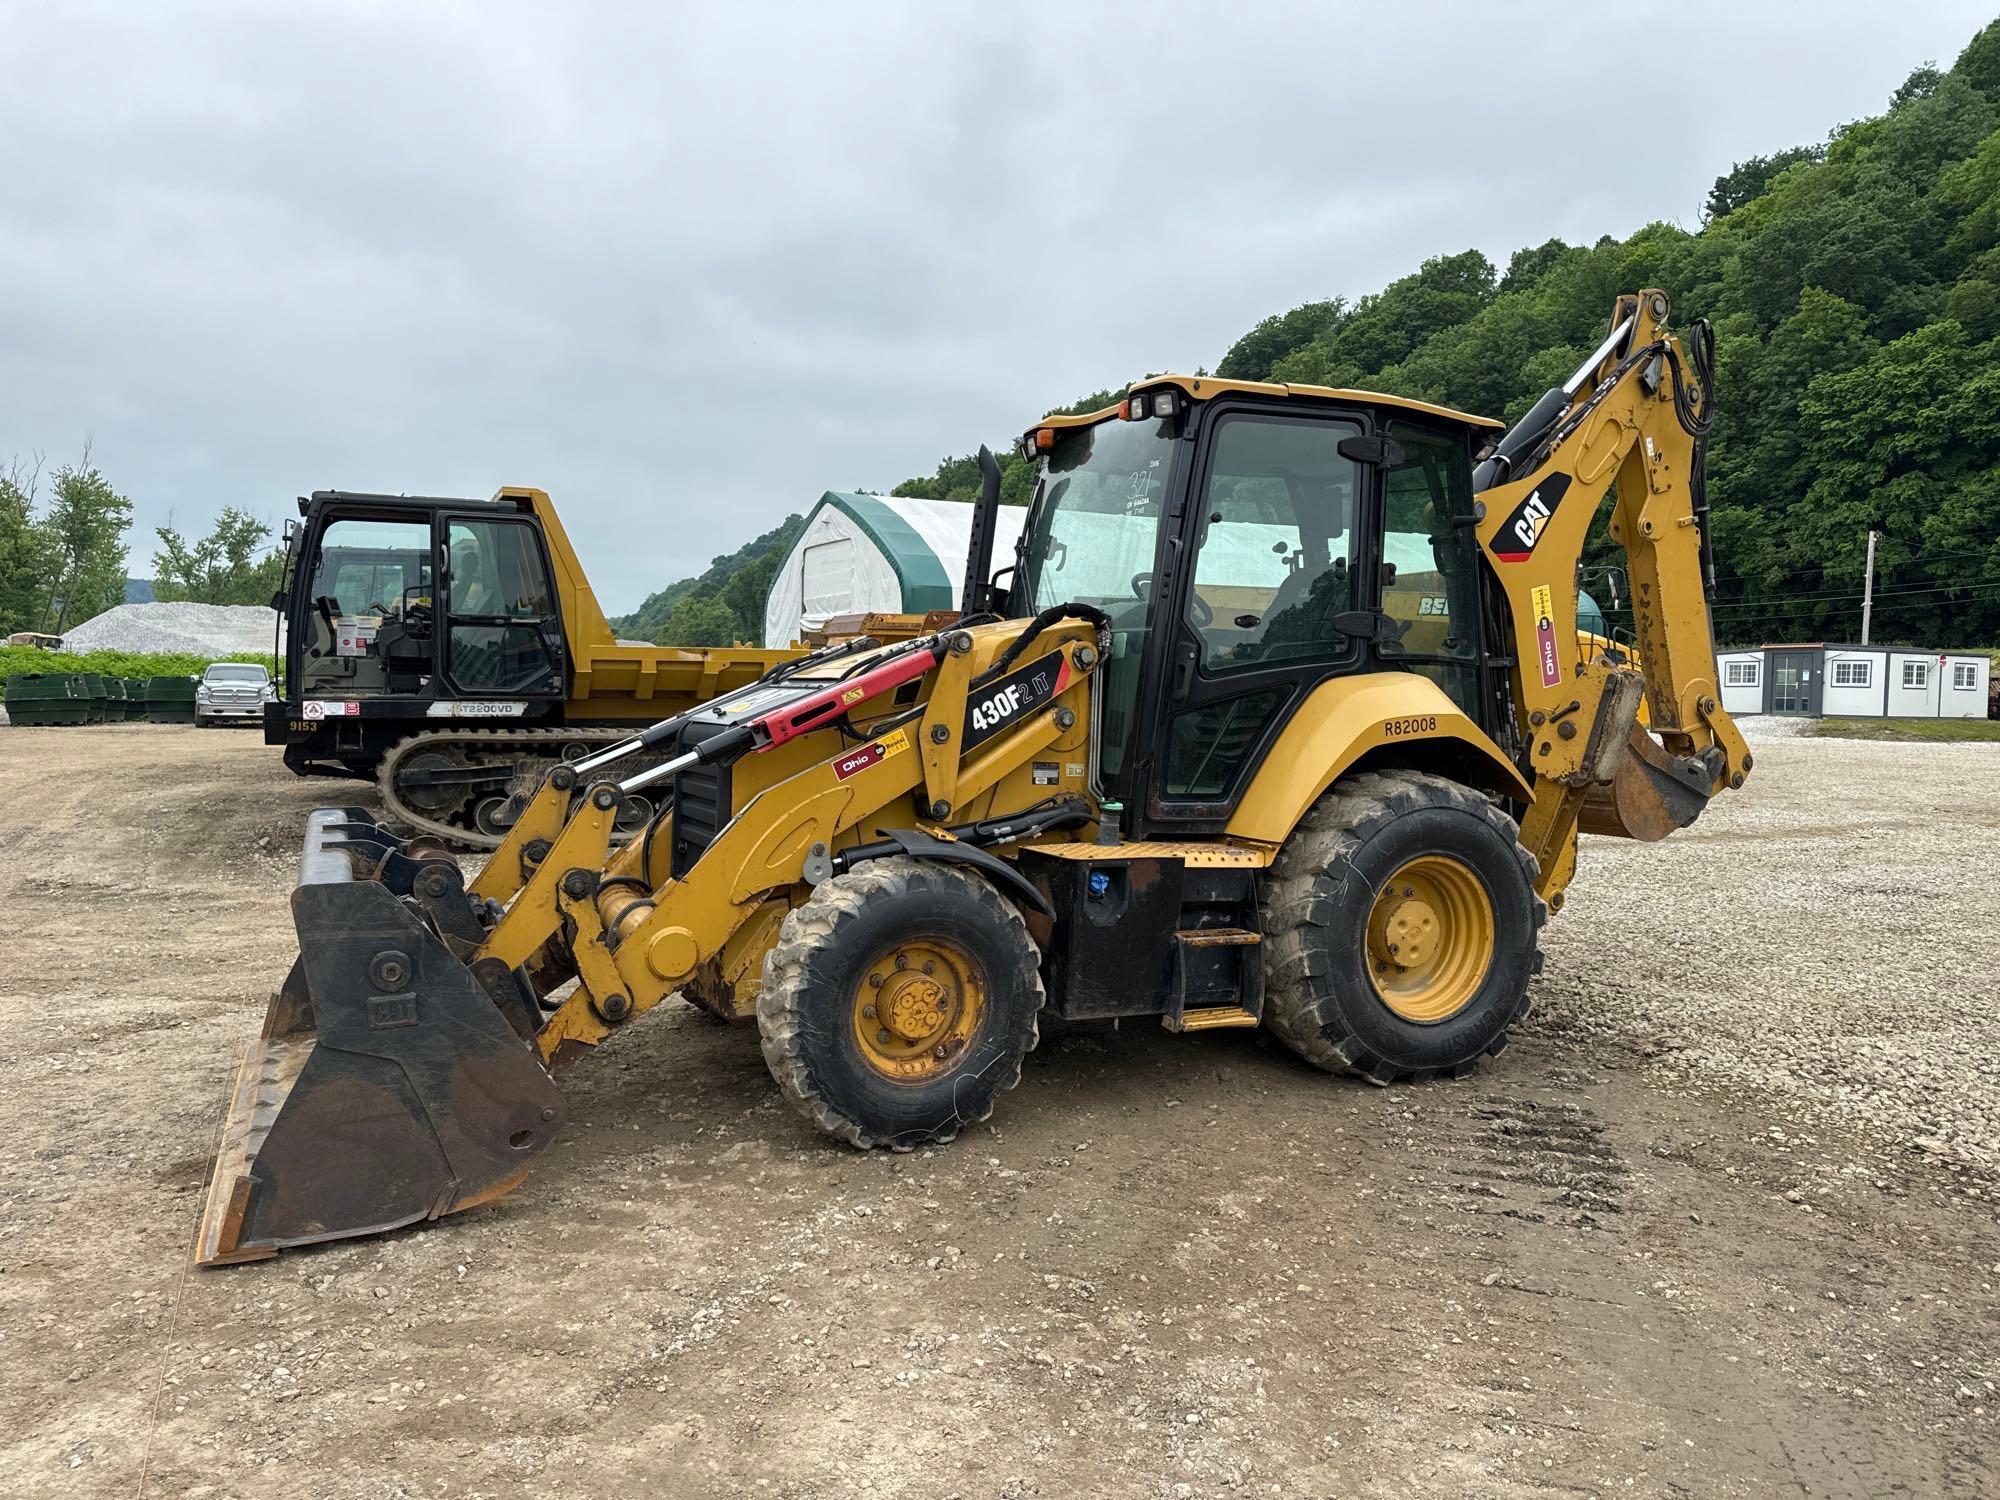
1260, 770, 1543, 1084
757, 857, 1043, 1149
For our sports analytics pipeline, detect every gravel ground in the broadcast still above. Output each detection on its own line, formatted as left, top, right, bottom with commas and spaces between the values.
1556, 727, 2000, 1168
0, 723, 1993, 1498
60, 601, 282, 655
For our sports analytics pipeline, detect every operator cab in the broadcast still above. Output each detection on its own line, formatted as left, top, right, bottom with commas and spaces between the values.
1008, 377, 1507, 835
281, 492, 567, 707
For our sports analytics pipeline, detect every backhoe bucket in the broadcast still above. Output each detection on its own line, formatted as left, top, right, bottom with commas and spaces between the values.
195, 809, 566, 1266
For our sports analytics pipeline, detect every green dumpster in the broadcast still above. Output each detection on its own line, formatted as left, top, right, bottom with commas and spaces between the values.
123, 677, 150, 720
78, 673, 108, 724
145, 675, 198, 724
3, 672, 87, 726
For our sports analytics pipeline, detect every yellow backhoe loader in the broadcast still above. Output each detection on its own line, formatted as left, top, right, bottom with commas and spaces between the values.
196, 291, 1750, 1266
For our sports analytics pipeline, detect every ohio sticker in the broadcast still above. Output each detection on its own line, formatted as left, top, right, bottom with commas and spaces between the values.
832, 726, 909, 781
1531, 584, 1560, 687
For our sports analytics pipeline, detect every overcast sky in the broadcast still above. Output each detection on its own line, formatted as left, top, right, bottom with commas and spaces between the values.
2, 2, 1993, 612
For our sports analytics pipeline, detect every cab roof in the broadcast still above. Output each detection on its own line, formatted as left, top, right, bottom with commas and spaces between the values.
1025, 374, 1503, 438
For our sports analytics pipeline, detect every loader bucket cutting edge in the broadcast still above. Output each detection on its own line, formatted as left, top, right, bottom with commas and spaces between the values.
194, 809, 567, 1267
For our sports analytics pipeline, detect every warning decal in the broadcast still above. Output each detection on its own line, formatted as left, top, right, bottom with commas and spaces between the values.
1531, 584, 1561, 687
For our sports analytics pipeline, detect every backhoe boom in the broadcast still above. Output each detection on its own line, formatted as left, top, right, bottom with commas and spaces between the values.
1473, 290, 1751, 905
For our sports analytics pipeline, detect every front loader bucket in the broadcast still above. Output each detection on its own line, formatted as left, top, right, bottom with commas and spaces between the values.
195, 809, 566, 1266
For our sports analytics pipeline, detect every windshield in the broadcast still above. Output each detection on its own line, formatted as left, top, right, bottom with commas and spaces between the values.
1017, 417, 1176, 612
205, 664, 268, 683
1016, 415, 1178, 796
309, 519, 432, 616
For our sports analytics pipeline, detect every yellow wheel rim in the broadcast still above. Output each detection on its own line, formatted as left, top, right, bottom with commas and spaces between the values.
1365, 854, 1495, 1023
850, 936, 989, 1081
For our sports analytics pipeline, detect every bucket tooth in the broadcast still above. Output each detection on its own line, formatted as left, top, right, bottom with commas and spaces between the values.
193, 809, 567, 1267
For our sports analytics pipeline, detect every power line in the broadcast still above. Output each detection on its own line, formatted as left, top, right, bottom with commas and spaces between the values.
1708, 578, 2000, 610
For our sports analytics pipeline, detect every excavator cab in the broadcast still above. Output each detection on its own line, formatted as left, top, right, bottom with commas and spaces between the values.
270, 492, 570, 775
198, 290, 1751, 1267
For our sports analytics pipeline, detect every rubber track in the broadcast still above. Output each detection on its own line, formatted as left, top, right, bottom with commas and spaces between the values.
376, 725, 671, 850
1259, 769, 1546, 1085
756, 856, 1044, 1150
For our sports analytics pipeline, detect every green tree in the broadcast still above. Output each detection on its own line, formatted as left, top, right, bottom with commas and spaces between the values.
659, 593, 744, 647
1703, 146, 1826, 223
1216, 298, 1347, 380
152, 506, 284, 604
41, 453, 133, 633
0, 462, 61, 635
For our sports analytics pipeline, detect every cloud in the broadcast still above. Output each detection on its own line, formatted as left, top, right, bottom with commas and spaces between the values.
1, 0, 1990, 608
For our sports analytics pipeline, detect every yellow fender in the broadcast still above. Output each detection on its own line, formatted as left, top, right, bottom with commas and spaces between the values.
1226, 674, 1530, 846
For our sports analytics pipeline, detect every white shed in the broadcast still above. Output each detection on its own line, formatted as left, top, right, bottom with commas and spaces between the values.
1717, 649, 1763, 717
763, 493, 1028, 648
1712, 643, 1990, 718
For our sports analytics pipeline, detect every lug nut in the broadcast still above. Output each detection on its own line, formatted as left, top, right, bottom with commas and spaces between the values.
863, 1005, 877, 1020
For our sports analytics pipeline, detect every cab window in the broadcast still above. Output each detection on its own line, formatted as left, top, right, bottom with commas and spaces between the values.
1187, 413, 1361, 675
444, 519, 561, 694
446, 520, 555, 619
1378, 424, 1479, 662
309, 519, 431, 616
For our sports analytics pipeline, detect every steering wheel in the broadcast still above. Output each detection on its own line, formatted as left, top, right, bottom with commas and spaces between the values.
1130, 571, 1212, 627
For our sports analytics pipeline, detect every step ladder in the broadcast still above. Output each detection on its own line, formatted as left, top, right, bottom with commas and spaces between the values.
1161, 927, 1264, 1032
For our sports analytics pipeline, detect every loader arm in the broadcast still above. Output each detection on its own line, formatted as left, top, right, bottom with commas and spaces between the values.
194, 616, 1104, 1264
1472, 289, 1751, 906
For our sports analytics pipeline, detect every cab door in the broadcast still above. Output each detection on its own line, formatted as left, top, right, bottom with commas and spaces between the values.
1136, 404, 1371, 831
438, 513, 568, 699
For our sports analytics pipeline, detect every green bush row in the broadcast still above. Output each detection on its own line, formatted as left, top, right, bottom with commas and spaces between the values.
0, 645, 278, 685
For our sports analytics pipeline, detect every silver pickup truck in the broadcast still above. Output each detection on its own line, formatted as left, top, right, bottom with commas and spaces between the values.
195, 663, 275, 727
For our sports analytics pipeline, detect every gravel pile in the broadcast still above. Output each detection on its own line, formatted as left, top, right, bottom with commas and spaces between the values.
61, 602, 283, 656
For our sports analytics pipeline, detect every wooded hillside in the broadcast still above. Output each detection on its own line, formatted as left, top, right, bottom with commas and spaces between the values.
640, 20, 2000, 650
894, 20, 2000, 650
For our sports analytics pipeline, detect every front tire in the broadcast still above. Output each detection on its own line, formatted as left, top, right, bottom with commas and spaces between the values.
1260, 770, 1543, 1084
757, 857, 1044, 1149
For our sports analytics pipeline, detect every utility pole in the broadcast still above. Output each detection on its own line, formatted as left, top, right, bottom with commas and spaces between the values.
1860, 529, 1877, 645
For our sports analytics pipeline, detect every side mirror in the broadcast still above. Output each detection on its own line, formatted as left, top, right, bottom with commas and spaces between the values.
270, 590, 286, 612
1337, 433, 1407, 468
